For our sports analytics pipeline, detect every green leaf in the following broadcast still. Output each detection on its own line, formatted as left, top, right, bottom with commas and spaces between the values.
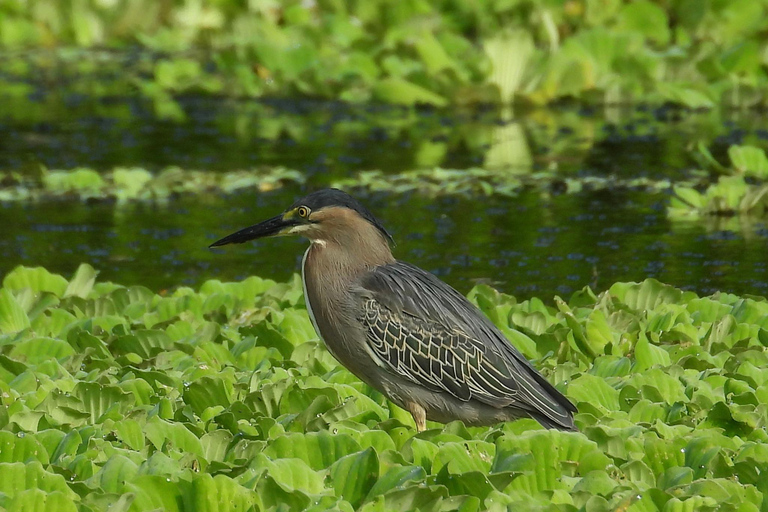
64, 263, 98, 298
484, 29, 535, 104
43, 168, 104, 192
435, 468, 495, 501
91, 454, 139, 494
617, 0, 670, 45
658, 466, 693, 489
729, 145, 768, 179
73, 382, 134, 424
5, 489, 78, 512
432, 441, 495, 475
621, 459, 656, 488
365, 484, 449, 512
115, 419, 145, 451
630, 368, 687, 405
634, 335, 671, 370
329, 448, 379, 508
372, 78, 448, 107
243, 323, 295, 359
0, 461, 77, 498
657, 83, 715, 109
628, 399, 667, 424
2, 267, 68, 297
643, 437, 686, 476
567, 374, 620, 414
10, 337, 76, 364
200, 430, 232, 464
403, 438, 439, 473
184, 376, 233, 416
144, 418, 203, 457
0, 289, 30, 333
250, 454, 325, 494
414, 30, 455, 75
366, 465, 426, 500
495, 431, 609, 494
178, 474, 258, 512
0, 432, 49, 464
113, 167, 153, 199
263, 431, 362, 470
571, 470, 618, 496
253, 472, 311, 511
610, 279, 688, 312
126, 475, 182, 512
111, 329, 173, 359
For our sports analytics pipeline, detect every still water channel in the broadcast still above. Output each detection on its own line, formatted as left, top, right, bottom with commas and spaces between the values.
1, 95, 767, 300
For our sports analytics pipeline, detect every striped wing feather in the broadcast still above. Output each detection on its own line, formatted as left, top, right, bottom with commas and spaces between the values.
355, 261, 576, 429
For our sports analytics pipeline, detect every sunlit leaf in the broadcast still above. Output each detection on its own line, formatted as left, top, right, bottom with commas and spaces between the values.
0, 431, 49, 464
5, 489, 78, 512
250, 453, 325, 494
144, 418, 203, 457
0, 289, 30, 333
178, 474, 258, 512
0, 461, 77, 498
372, 78, 448, 107
2, 267, 68, 297
64, 264, 98, 299
263, 431, 362, 470
568, 374, 620, 414
729, 145, 768, 179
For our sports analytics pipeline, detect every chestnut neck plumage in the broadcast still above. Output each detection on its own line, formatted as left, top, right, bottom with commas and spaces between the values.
300, 207, 394, 363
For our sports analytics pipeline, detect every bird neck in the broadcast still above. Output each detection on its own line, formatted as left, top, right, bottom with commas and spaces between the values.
306, 209, 395, 272
302, 218, 394, 316
305, 234, 394, 281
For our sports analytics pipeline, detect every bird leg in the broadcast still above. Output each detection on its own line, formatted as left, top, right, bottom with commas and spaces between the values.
407, 402, 427, 432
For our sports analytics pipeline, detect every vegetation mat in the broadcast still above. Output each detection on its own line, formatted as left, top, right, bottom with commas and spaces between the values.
1, 264, 767, 511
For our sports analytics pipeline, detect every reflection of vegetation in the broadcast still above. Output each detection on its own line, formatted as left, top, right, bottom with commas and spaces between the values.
0, 166, 305, 202
334, 167, 681, 197
670, 145, 768, 226
2, 266, 768, 511
2, 87, 765, 182
1, 1, 766, 111
4, 143, 766, 242
0, 164, 688, 203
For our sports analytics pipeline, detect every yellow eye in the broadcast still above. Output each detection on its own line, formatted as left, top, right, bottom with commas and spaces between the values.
297, 206, 310, 218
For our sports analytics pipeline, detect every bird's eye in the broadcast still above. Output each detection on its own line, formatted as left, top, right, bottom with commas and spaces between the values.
297, 206, 310, 218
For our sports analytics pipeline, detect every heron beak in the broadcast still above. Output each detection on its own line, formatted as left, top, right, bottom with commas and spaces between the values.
209, 214, 298, 247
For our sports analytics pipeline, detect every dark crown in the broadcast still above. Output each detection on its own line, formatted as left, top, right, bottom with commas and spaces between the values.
290, 188, 393, 243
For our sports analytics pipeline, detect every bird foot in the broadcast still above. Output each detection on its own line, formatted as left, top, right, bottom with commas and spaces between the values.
407, 402, 427, 432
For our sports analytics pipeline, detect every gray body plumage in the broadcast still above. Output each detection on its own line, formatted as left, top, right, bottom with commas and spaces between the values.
302, 241, 576, 430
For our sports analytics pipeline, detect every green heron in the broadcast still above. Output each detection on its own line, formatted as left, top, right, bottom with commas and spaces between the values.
211, 189, 576, 431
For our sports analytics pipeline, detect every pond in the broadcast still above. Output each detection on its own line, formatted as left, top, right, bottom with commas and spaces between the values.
1, 94, 767, 300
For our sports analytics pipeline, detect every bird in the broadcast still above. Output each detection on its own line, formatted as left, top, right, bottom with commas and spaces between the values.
210, 188, 577, 431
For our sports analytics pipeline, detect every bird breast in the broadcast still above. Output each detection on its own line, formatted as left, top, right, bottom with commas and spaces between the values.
301, 242, 372, 368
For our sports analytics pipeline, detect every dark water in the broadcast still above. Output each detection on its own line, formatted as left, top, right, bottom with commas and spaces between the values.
1, 95, 768, 300
3, 184, 767, 299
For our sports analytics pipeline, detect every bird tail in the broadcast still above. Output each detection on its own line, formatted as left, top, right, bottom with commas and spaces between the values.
529, 410, 578, 431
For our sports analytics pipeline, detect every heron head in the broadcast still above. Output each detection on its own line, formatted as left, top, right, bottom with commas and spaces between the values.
209, 188, 393, 248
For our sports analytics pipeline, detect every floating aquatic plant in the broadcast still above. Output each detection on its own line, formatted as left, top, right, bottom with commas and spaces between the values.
670, 145, 768, 223
1, 1, 767, 110
1, 265, 767, 511
0, 166, 305, 203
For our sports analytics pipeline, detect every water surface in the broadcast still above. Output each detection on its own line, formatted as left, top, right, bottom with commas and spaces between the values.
1, 95, 767, 300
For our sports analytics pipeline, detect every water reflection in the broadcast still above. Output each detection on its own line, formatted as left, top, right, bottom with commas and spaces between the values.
1, 95, 768, 299
2, 185, 767, 300
3, 95, 767, 181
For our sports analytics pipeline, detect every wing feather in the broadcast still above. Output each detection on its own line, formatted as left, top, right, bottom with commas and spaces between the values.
355, 261, 576, 429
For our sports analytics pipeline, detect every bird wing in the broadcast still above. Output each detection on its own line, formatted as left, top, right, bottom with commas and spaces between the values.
353, 261, 576, 428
